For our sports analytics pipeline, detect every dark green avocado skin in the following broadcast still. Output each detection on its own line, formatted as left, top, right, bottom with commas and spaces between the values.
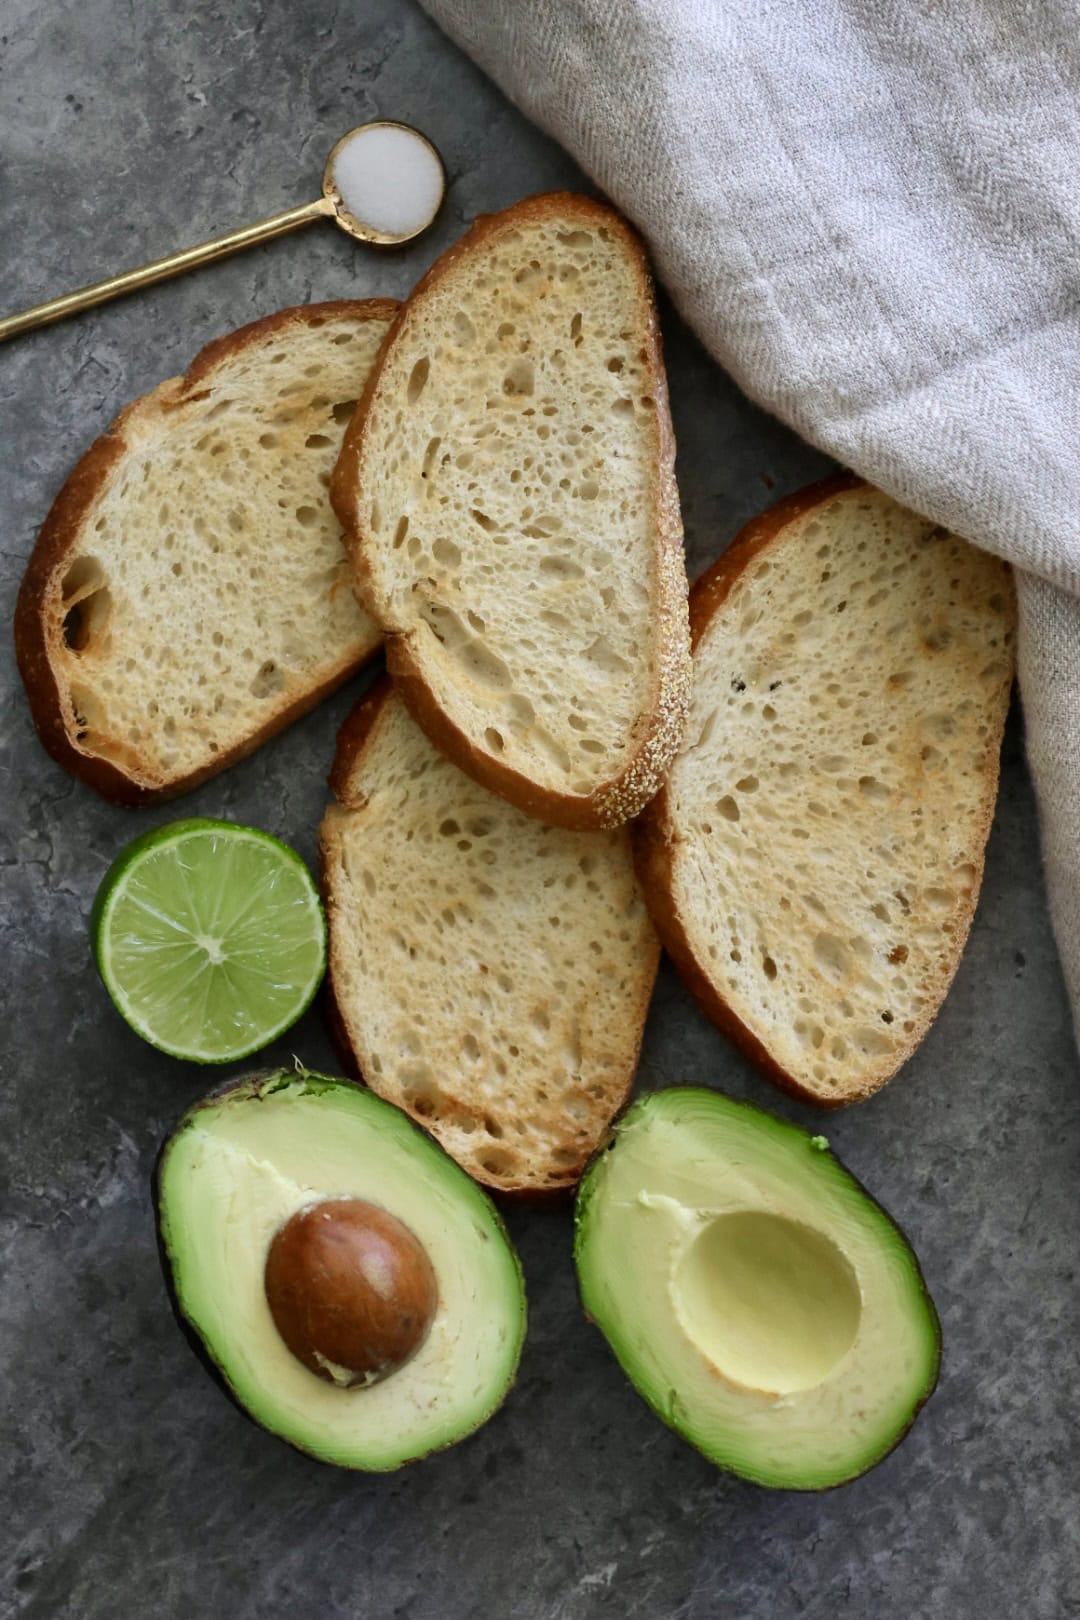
573, 1085, 943, 1492
152, 1066, 525, 1472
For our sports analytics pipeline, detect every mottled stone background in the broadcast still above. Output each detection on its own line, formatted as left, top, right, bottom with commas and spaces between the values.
2, 2, 1079, 1616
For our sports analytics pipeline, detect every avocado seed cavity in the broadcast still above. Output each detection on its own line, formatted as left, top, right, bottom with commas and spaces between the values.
264, 1199, 438, 1387
673, 1210, 862, 1396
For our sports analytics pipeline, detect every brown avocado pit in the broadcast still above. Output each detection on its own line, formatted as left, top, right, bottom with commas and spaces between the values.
264, 1197, 438, 1387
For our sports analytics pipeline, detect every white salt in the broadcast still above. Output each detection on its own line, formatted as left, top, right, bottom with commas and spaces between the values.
331, 124, 443, 238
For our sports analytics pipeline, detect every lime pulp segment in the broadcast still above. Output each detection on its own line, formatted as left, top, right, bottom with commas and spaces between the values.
94, 820, 326, 1062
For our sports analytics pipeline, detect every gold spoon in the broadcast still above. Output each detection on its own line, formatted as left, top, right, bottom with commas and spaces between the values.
0, 121, 445, 345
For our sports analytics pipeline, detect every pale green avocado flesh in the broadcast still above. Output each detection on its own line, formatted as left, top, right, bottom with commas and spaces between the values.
574, 1089, 940, 1489
156, 1070, 526, 1470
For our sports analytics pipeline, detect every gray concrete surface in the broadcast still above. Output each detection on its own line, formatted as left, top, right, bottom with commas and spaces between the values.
2, 2, 1079, 1616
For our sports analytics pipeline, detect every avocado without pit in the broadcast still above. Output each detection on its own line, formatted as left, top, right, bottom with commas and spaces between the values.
574, 1088, 940, 1489
155, 1068, 526, 1470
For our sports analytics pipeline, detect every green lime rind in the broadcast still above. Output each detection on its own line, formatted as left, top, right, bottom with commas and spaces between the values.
92, 818, 326, 1064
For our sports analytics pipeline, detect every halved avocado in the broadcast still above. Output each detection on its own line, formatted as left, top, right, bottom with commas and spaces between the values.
574, 1088, 940, 1489
155, 1068, 526, 1470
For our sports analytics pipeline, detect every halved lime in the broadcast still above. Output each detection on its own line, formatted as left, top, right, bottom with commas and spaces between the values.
92, 819, 326, 1063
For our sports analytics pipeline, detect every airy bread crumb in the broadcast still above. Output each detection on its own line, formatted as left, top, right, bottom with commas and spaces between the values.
321, 681, 660, 1194
333, 193, 691, 830
16, 301, 396, 803
635, 477, 1016, 1106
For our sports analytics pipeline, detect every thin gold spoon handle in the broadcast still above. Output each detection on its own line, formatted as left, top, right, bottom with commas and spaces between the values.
0, 196, 337, 345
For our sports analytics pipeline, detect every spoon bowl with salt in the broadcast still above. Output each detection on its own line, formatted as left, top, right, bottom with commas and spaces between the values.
324, 121, 445, 245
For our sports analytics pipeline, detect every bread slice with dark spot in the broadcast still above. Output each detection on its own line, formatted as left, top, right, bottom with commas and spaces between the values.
15, 300, 397, 804
320, 679, 660, 1196
331, 193, 691, 831
634, 475, 1016, 1107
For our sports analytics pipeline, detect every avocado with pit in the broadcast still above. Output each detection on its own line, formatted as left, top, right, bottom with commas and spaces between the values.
574, 1088, 940, 1489
155, 1068, 526, 1470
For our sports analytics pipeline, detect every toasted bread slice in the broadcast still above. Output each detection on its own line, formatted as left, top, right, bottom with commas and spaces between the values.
634, 475, 1016, 1107
320, 680, 660, 1195
331, 193, 691, 831
15, 301, 397, 804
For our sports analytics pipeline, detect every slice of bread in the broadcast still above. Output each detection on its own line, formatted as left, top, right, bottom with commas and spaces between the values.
634, 475, 1016, 1107
320, 680, 660, 1195
331, 193, 691, 832
15, 301, 397, 804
